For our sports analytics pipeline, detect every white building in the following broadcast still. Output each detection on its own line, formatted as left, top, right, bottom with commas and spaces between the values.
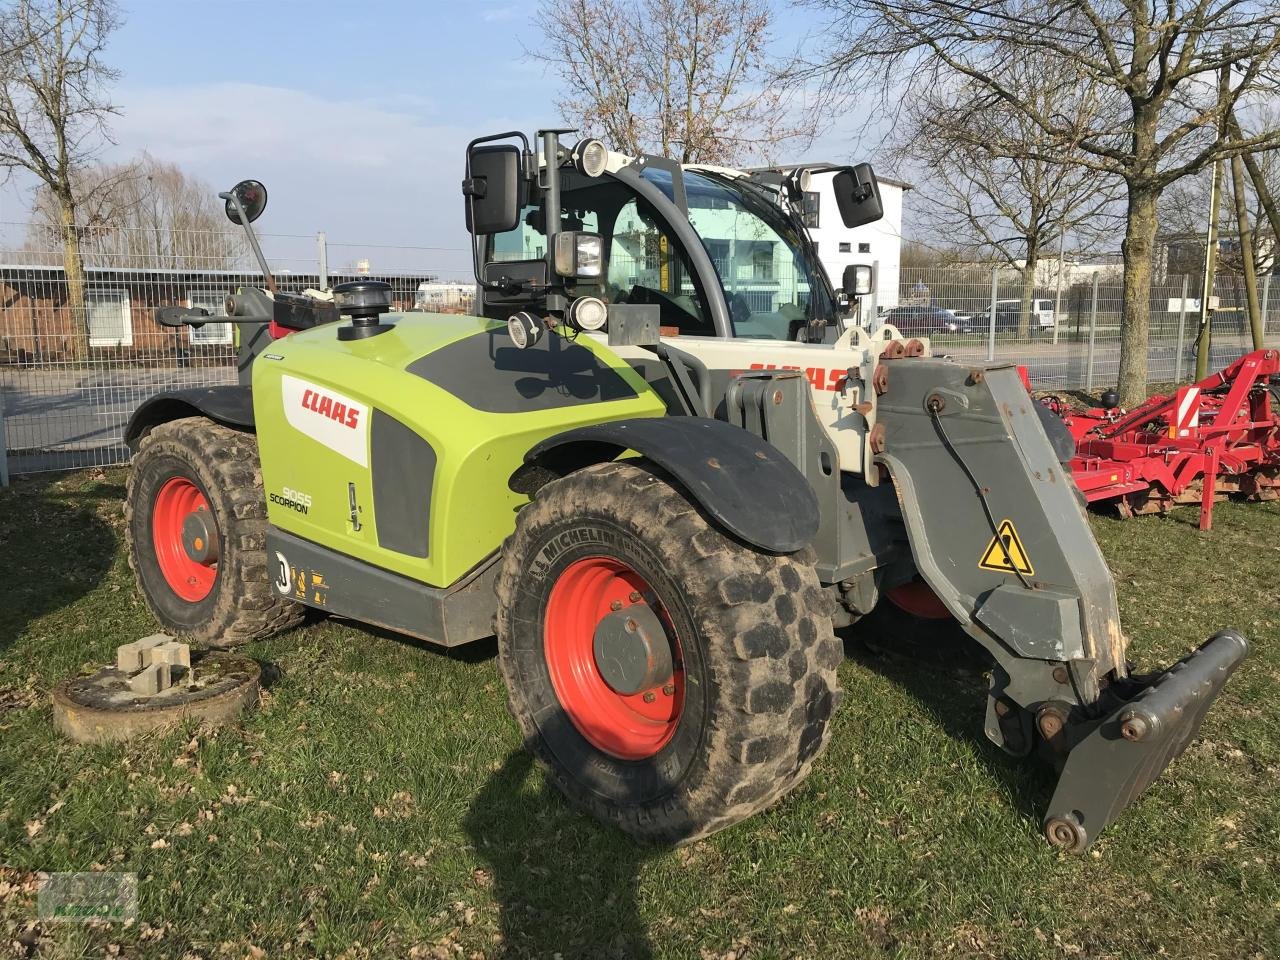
801, 170, 908, 312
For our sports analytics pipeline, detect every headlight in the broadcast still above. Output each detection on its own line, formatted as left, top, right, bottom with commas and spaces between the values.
554, 231, 604, 279
507, 311, 544, 349
567, 296, 608, 332
572, 138, 609, 178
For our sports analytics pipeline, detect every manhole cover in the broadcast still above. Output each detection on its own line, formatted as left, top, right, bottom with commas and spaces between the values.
52, 652, 261, 744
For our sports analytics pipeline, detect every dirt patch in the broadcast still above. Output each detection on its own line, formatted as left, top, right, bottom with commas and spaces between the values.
0, 685, 35, 714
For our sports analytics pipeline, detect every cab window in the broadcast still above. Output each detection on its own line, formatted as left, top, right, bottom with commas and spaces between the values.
490, 204, 599, 262
605, 197, 714, 336
484, 173, 714, 336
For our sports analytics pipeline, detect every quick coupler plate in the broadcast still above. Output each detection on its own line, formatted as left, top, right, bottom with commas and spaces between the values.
1042, 629, 1250, 853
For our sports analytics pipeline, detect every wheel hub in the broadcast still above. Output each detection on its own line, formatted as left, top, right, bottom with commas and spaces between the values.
181, 508, 220, 564
592, 603, 673, 696
543, 556, 685, 760
152, 476, 218, 603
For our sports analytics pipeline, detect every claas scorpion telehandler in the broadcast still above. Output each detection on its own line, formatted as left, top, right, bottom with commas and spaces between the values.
124, 129, 1248, 852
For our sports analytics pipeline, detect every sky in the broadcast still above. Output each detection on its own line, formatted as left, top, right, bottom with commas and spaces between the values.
0, 0, 888, 277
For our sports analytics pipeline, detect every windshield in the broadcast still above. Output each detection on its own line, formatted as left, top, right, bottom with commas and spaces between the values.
643, 167, 836, 340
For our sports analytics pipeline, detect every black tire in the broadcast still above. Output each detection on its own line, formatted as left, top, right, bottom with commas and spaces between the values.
495, 459, 842, 843
125, 417, 304, 648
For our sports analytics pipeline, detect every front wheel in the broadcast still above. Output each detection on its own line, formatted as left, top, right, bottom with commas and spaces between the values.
125, 418, 304, 647
495, 459, 842, 843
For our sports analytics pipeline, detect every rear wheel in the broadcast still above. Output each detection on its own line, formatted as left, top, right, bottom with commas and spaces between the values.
496, 459, 842, 843
126, 418, 304, 647
856, 578, 991, 669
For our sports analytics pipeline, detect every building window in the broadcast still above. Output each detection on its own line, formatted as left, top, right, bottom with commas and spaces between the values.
752, 248, 772, 280
703, 238, 730, 276
86, 287, 133, 348
801, 192, 820, 229
838, 242, 851, 253
186, 287, 234, 345
858, 242, 871, 254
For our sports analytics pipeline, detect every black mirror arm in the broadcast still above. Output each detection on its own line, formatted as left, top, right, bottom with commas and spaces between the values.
218, 190, 276, 293
850, 168, 874, 203
157, 306, 273, 329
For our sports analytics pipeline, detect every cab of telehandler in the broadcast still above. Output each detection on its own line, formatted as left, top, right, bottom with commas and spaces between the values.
462, 129, 882, 346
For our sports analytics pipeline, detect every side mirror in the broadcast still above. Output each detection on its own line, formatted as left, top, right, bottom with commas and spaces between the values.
843, 263, 874, 296
464, 144, 526, 235
224, 180, 268, 225
832, 163, 883, 229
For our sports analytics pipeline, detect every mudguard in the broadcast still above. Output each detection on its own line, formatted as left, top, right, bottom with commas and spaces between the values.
523, 416, 820, 553
124, 386, 254, 451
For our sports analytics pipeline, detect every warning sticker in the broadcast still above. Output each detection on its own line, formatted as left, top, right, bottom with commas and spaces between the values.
979, 519, 1034, 575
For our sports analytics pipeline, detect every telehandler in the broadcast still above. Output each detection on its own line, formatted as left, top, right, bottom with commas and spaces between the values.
124, 130, 1248, 853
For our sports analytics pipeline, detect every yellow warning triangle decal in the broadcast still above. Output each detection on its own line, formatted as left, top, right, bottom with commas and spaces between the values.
979, 519, 1034, 575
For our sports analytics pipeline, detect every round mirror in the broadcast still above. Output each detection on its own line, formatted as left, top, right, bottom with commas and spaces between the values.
224, 180, 268, 224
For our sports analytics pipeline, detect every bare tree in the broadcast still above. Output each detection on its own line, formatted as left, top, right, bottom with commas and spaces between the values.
533, 0, 809, 164
26, 153, 247, 268
892, 57, 1119, 338
797, 0, 1280, 405
1160, 137, 1279, 278
1233, 111, 1280, 260
0, 0, 119, 356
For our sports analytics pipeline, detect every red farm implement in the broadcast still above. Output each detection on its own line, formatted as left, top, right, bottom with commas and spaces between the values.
1043, 349, 1280, 530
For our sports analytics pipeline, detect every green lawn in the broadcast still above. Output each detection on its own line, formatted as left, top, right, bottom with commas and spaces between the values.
1, 469, 1277, 959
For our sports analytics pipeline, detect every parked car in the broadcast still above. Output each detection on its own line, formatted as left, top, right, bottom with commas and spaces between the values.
966, 299, 1055, 335
880, 305, 962, 335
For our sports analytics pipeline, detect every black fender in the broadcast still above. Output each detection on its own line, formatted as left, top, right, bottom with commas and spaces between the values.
1035, 402, 1077, 465
124, 386, 255, 451
522, 416, 820, 553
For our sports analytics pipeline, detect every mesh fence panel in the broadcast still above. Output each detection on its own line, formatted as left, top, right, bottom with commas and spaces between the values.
0, 223, 464, 475
888, 266, 1277, 391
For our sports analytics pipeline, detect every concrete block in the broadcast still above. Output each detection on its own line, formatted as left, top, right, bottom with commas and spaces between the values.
116, 635, 171, 673
142, 641, 191, 670
128, 662, 172, 696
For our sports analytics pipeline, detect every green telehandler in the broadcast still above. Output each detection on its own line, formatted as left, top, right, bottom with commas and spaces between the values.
125, 130, 1247, 852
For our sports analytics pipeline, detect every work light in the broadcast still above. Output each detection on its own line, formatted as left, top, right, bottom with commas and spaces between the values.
785, 167, 812, 201
572, 138, 608, 178
554, 231, 604, 279
507, 311, 544, 350
567, 296, 608, 332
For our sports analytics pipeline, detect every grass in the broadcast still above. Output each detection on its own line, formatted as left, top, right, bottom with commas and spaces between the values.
1, 469, 1278, 959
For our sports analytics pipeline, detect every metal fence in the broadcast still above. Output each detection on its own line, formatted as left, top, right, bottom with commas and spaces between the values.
2, 223, 1277, 481
0, 223, 471, 478
875, 265, 1279, 391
